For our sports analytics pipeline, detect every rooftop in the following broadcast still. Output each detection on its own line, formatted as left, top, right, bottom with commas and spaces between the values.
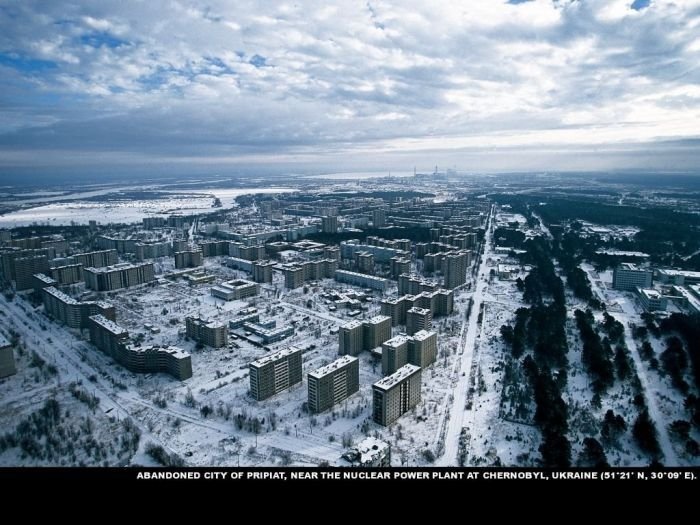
250, 346, 301, 368
407, 307, 430, 315
44, 286, 79, 305
366, 315, 390, 325
618, 262, 646, 271
129, 345, 189, 359
0, 334, 11, 348
33, 273, 57, 285
308, 355, 358, 379
341, 320, 363, 330
89, 314, 128, 336
639, 288, 662, 299
373, 364, 421, 391
658, 269, 700, 279
411, 330, 436, 342
356, 437, 390, 464
84, 262, 153, 273
383, 335, 409, 348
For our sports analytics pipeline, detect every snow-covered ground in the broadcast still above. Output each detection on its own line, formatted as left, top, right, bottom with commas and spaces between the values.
0, 187, 294, 227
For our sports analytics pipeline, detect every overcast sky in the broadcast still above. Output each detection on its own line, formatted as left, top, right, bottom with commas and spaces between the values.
1, 0, 699, 177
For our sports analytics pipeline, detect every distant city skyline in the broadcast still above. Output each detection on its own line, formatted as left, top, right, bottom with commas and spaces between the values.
1, 0, 699, 176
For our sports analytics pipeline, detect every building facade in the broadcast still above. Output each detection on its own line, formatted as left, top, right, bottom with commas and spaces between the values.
406, 307, 432, 336
308, 355, 359, 413
0, 335, 16, 379
174, 250, 203, 269
339, 320, 364, 356
210, 279, 259, 301
185, 317, 228, 348
42, 286, 115, 329
363, 315, 392, 350
73, 249, 118, 269
249, 347, 303, 401
612, 263, 653, 291
372, 364, 422, 426
84, 262, 155, 291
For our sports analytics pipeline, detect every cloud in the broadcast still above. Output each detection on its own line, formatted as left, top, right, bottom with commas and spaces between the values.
0, 0, 699, 175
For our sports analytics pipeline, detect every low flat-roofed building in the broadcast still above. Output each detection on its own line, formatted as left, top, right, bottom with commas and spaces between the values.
656, 269, 700, 286
341, 437, 391, 467
637, 288, 668, 312
210, 279, 259, 301
334, 269, 389, 292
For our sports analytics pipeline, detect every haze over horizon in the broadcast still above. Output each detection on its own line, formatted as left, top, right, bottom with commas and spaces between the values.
1, 0, 700, 178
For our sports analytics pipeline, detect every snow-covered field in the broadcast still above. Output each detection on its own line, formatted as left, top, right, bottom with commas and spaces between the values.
0, 187, 294, 227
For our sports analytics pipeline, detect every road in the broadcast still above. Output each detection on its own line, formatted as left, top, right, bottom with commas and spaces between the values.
438, 204, 493, 465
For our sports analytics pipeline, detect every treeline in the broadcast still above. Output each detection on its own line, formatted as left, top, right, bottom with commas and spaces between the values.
499, 235, 571, 466
574, 309, 614, 393
516, 195, 700, 268
657, 313, 700, 432
553, 231, 598, 306
493, 228, 525, 248
524, 356, 571, 467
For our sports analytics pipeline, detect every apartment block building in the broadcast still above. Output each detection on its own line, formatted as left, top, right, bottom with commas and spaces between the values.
372, 364, 422, 426
0, 335, 16, 379
406, 307, 432, 336
174, 250, 203, 269
308, 355, 359, 413
185, 316, 228, 348
84, 262, 155, 291
612, 263, 653, 291
249, 347, 303, 401
42, 286, 115, 329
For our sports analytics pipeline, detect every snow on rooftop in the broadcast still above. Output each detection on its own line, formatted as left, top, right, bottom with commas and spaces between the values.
411, 330, 436, 341
595, 249, 650, 258
373, 364, 420, 391
84, 262, 152, 273
658, 269, 700, 279
130, 345, 189, 359
308, 355, 358, 379
0, 335, 11, 348
44, 286, 79, 305
89, 314, 128, 335
250, 346, 301, 368
366, 315, 390, 324
34, 273, 57, 284
384, 335, 410, 347
356, 437, 390, 463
